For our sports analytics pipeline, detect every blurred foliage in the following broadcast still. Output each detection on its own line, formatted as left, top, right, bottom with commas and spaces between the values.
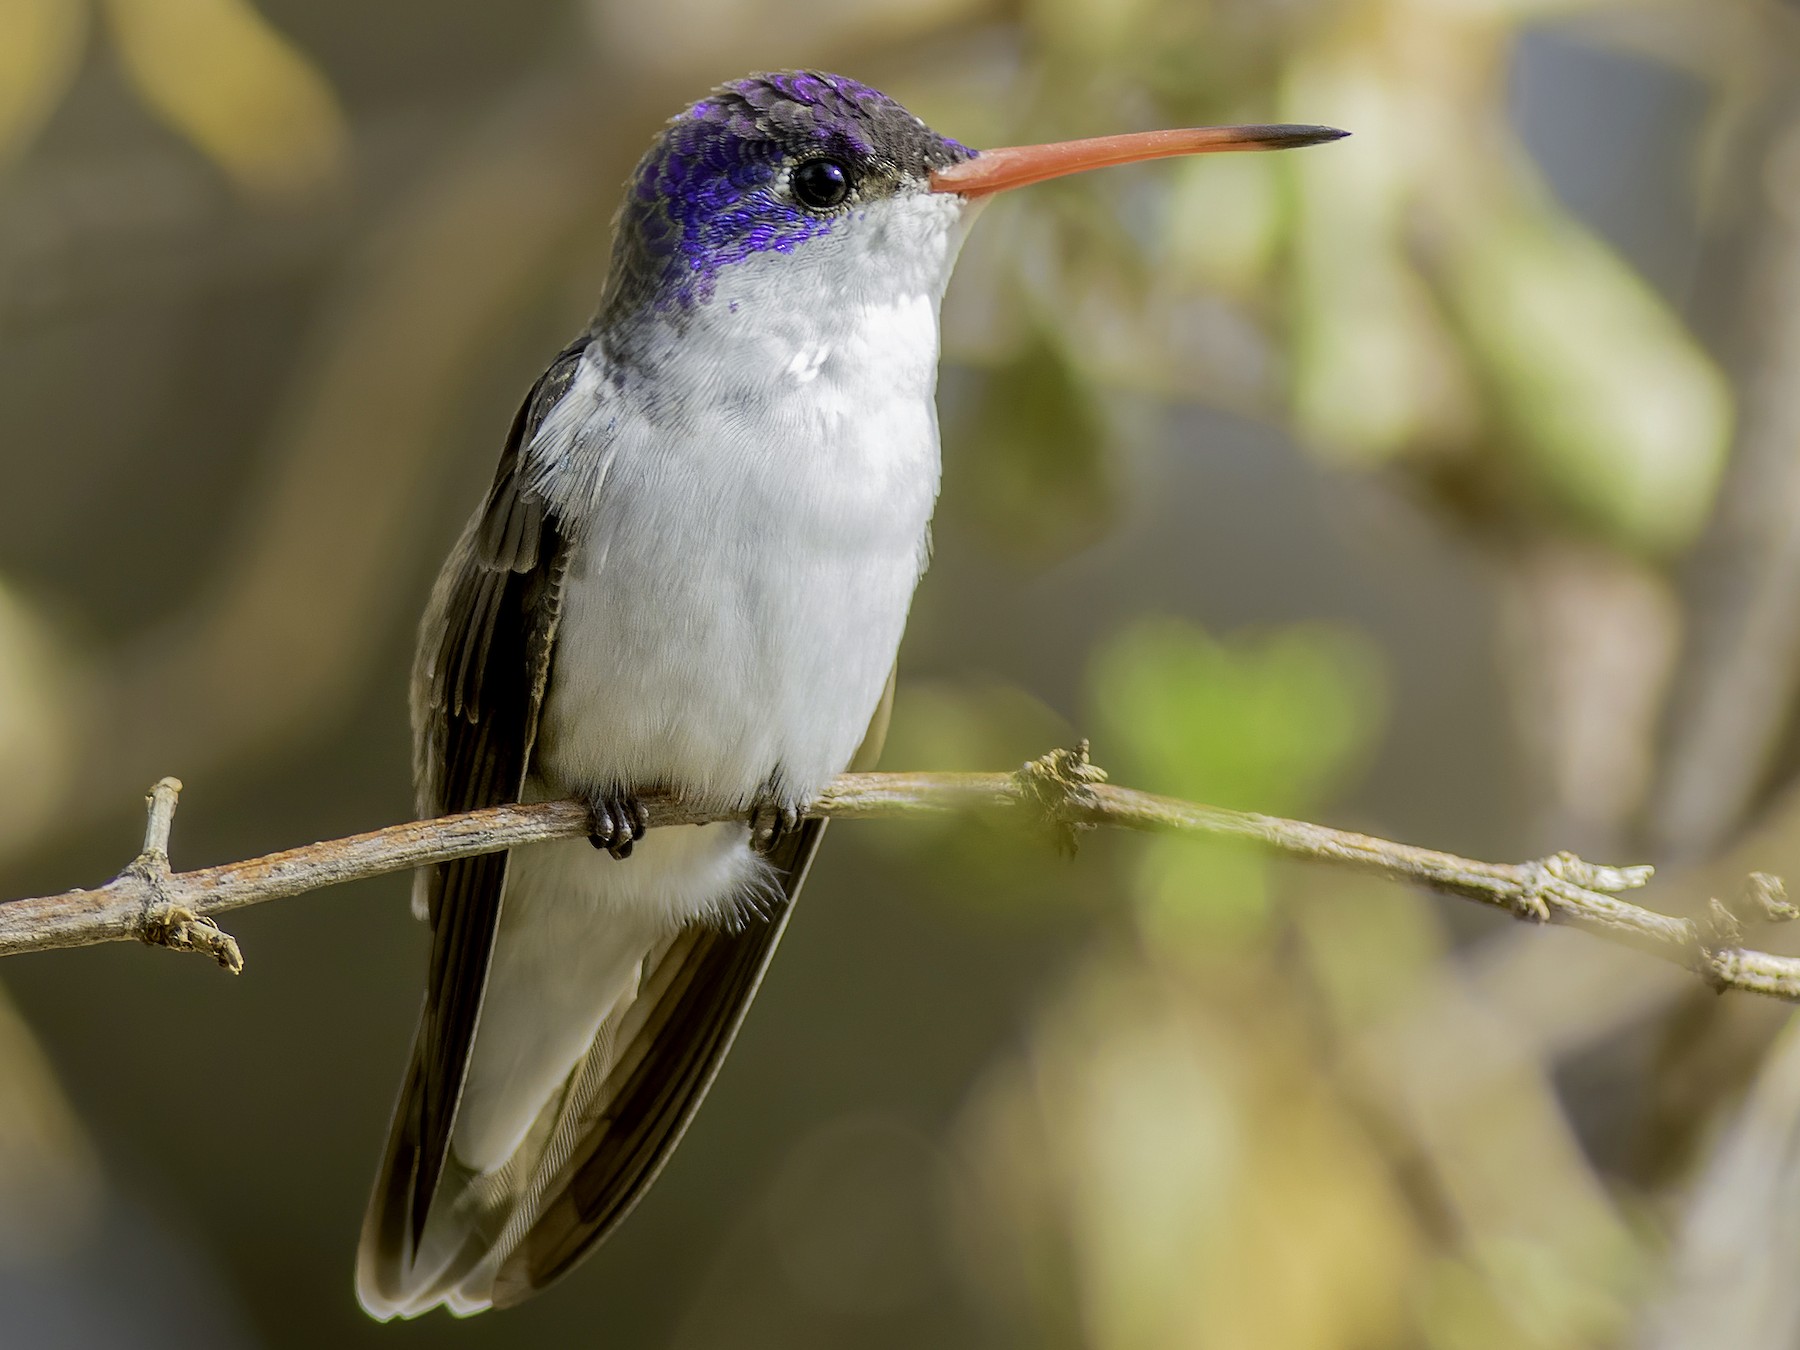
0, 581, 79, 858
927, 0, 1736, 562
1438, 194, 1731, 553
948, 618, 1646, 1349
4, 0, 1800, 1346
0, 0, 88, 169
1091, 617, 1383, 947
0, 985, 99, 1267
946, 320, 1119, 563
103, 0, 348, 197
874, 677, 1083, 915
1092, 617, 1382, 812
953, 957, 1421, 1350
0, 0, 345, 194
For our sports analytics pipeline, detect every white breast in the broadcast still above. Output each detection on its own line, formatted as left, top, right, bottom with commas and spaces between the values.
532, 193, 970, 808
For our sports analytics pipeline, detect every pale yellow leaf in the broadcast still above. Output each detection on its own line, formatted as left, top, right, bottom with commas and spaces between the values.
1284, 45, 1478, 464
1441, 199, 1733, 554
0, 0, 89, 167
102, 0, 346, 197
0, 579, 81, 858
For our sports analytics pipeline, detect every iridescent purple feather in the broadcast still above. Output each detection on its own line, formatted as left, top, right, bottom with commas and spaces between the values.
607, 71, 971, 312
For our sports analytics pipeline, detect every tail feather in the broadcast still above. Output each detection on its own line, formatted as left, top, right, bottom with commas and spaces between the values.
356, 938, 647, 1319
354, 835, 811, 1319
359, 675, 892, 1318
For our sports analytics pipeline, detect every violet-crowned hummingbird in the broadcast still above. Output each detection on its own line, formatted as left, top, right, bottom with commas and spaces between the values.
355, 70, 1345, 1318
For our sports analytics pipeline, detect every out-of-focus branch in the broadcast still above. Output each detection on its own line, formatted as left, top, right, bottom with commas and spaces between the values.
3, 747, 1798, 998
1651, 110, 1800, 860
1638, 1013, 1800, 1349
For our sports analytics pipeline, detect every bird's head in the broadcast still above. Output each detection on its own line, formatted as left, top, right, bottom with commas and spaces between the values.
601, 70, 1344, 333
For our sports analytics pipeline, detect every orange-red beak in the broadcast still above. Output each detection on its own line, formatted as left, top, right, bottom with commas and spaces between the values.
928, 124, 1348, 197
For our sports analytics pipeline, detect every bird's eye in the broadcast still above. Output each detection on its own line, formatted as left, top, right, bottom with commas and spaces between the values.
791, 159, 852, 210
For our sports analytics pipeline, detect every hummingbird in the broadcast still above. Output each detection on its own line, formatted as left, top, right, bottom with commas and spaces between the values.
355, 69, 1344, 1318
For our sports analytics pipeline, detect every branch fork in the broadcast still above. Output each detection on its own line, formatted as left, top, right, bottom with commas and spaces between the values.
1511, 851, 1658, 923
1013, 740, 1108, 855
119, 777, 244, 974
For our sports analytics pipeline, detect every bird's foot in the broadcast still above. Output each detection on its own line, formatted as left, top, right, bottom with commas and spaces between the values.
585, 790, 650, 860
747, 797, 802, 857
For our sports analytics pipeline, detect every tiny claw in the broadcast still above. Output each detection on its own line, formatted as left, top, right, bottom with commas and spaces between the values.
1513, 858, 1554, 922
748, 799, 801, 857
587, 800, 615, 852
1516, 890, 1551, 923
586, 791, 649, 860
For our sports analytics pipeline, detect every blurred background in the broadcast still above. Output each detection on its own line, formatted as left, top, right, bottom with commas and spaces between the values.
6, 0, 1800, 1345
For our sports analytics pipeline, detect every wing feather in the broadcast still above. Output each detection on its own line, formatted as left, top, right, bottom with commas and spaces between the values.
358, 341, 589, 1310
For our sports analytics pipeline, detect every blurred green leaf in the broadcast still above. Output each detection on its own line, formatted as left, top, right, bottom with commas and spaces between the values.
953, 954, 1420, 1350
944, 321, 1118, 563
1090, 616, 1384, 812
1158, 150, 1283, 295
881, 677, 1074, 775
1089, 617, 1385, 947
862, 678, 1082, 919
1438, 198, 1733, 554
1285, 49, 1477, 465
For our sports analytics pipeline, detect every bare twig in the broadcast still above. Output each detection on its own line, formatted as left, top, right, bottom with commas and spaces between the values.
1, 745, 1796, 997
122, 777, 243, 974
139, 776, 182, 864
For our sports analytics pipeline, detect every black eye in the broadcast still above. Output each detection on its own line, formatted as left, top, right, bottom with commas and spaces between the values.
792, 158, 852, 210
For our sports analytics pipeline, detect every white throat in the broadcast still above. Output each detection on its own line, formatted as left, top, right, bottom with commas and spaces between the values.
651, 187, 977, 410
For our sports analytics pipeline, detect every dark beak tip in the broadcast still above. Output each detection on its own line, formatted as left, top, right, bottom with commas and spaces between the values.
1281, 124, 1352, 147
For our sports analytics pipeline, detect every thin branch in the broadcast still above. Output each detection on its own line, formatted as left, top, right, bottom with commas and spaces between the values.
2, 746, 1796, 999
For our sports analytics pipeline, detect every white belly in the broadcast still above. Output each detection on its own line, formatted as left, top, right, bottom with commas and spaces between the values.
535, 296, 942, 808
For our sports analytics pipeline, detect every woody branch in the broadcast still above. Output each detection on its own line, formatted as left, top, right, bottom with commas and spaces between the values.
2, 745, 1796, 998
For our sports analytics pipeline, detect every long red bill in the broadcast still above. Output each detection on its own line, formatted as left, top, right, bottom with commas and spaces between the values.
928, 124, 1349, 197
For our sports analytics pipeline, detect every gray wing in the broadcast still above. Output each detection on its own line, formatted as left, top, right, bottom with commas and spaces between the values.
358, 341, 584, 1306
